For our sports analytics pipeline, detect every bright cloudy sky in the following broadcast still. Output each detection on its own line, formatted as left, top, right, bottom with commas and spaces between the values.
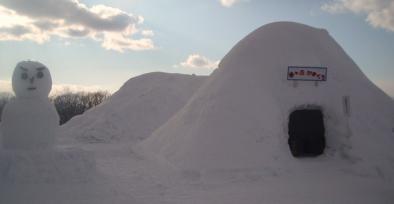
0, 0, 393, 96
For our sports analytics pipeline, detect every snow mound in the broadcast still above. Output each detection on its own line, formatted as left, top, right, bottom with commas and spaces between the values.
61, 72, 206, 144
0, 147, 96, 183
140, 21, 394, 175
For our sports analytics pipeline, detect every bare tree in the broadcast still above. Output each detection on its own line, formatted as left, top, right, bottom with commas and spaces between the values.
52, 91, 110, 125
0, 93, 14, 122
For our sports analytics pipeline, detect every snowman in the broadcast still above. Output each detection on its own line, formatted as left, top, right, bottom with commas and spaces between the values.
0, 61, 59, 149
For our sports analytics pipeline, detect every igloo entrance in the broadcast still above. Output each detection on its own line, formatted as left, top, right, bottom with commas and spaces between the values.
288, 109, 325, 157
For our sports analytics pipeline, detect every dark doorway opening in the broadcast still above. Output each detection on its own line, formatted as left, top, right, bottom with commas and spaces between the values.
288, 109, 325, 157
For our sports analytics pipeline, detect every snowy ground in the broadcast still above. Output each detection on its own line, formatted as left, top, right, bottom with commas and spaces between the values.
1, 142, 393, 204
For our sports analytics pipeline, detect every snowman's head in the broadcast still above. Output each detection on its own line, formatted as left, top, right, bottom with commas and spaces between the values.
12, 61, 52, 99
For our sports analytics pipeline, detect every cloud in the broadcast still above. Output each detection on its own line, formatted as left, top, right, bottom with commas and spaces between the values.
0, 80, 105, 96
322, 0, 394, 32
0, 0, 155, 52
219, 0, 243, 7
179, 54, 219, 69
141, 30, 154, 37
0, 80, 12, 94
0, 25, 31, 36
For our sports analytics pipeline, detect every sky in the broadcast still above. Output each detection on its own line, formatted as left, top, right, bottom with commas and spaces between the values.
0, 0, 393, 97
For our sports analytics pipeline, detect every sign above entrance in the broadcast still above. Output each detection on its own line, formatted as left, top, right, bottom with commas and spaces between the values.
287, 66, 327, 81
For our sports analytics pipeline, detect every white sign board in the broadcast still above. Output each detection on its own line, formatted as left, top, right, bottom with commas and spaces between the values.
287, 66, 327, 81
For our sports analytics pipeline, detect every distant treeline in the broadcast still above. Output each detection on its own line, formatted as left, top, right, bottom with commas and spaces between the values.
0, 91, 110, 125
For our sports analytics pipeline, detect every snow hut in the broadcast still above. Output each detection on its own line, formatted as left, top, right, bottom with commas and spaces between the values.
140, 22, 394, 173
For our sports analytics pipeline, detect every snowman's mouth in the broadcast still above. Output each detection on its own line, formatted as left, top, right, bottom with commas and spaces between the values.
27, 87, 36, 91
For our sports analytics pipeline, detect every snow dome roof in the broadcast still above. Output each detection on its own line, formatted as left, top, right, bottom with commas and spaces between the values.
140, 22, 394, 173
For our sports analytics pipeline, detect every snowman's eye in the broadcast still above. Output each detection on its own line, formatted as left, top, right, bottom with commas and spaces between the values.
37, 71, 44, 79
21, 73, 28, 80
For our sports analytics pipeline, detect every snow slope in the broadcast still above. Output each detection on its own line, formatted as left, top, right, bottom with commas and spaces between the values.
140, 21, 394, 176
60, 72, 206, 144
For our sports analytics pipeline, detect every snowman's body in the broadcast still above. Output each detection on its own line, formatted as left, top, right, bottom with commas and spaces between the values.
0, 61, 59, 149
2, 98, 58, 149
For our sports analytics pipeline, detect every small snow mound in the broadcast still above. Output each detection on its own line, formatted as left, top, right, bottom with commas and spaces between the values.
0, 147, 96, 183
